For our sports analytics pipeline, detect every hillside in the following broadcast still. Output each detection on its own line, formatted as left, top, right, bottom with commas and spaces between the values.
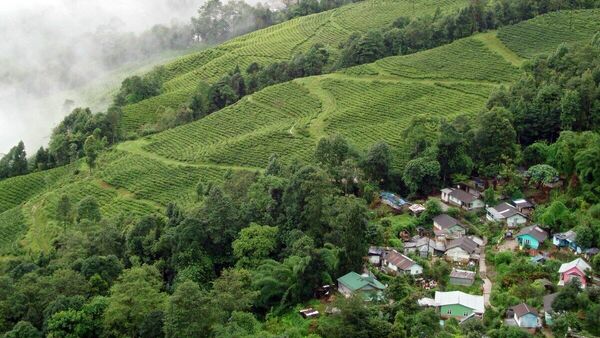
1, 9, 599, 257
119, 0, 471, 133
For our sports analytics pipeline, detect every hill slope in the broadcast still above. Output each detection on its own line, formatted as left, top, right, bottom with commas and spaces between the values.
2, 9, 599, 256
120, 0, 470, 133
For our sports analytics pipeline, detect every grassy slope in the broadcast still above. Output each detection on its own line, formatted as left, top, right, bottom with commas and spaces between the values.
120, 0, 470, 133
2, 9, 599, 256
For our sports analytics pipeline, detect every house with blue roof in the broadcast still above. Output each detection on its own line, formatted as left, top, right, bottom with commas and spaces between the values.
380, 192, 408, 212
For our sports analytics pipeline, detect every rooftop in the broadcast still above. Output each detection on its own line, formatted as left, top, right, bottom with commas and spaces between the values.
434, 291, 485, 313
554, 230, 577, 242
338, 272, 385, 292
490, 202, 521, 218
384, 250, 419, 270
449, 189, 478, 203
558, 258, 591, 273
516, 225, 548, 242
510, 303, 538, 318
434, 214, 462, 229
446, 237, 480, 254
450, 268, 476, 280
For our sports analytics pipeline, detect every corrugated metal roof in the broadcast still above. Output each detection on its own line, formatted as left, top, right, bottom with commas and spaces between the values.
434, 291, 484, 313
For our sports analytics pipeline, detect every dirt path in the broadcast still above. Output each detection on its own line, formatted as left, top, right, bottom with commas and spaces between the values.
480, 237, 492, 307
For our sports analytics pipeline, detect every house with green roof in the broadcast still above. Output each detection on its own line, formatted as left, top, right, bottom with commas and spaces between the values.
337, 272, 385, 301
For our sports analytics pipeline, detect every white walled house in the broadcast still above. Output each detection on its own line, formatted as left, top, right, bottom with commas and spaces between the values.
486, 202, 527, 228
441, 188, 484, 210
382, 249, 423, 275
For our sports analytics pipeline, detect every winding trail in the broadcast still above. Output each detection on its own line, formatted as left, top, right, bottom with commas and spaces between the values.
479, 237, 493, 308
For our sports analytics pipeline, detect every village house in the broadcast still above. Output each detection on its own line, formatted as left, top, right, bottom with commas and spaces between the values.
337, 272, 385, 301
445, 237, 481, 263
553, 230, 582, 253
380, 192, 408, 212
486, 202, 527, 228
433, 214, 466, 239
558, 258, 592, 288
543, 293, 559, 325
382, 249, 423, 276
506, 303, 541, 329
512, 199, 534, 216
367, 247, 384, 266
403, 235, 445, 258
516, 225, 548, 250
408, 203, 426, 216
449, 268, 476, 286
434, 291, 485, 319
441, 188, 484, 210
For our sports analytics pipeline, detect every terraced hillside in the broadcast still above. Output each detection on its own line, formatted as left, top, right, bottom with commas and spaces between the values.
120, 0, 470, 133
2, 9, 599, 256
140, 33, 521, 169
497, 9, 600, 58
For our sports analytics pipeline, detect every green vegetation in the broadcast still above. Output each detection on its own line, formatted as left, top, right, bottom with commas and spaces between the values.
1, 3, 600, 337
498, 9, 600, 58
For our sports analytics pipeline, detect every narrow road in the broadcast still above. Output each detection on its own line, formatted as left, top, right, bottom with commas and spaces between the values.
479, 237, 492, 307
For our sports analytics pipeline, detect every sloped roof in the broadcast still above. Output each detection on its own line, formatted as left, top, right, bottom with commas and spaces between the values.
434, 214, 461, 229
516, 225, 548, 242
449, 189, 478, 203
491, 202, 521, 218
558, 258, 591, 273
338, 272, 385, 291
450, 268, 476, 281
554, 230, 576, 242
446, 237, 480, 254
434, 291, 485, 313
543, 293, 558, 314
384, 250, 419, 270
513, 199, 533, 208
510, 303, 538, 318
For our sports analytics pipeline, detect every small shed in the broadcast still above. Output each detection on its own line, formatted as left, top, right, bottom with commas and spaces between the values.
380, 192, 408, 212
299, 308, 320, 318
449, 268, 476, 286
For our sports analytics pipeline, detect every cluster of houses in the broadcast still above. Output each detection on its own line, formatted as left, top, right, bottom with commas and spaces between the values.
331, 184, 598, 331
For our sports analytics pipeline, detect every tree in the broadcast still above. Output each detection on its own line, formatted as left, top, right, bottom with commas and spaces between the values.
84, 129, 104, 172
553, 280, 582, 312
560, 89, 580, 130
103, 266, 167, 337
437, 121, 473, 184
77, 197, 101, 223
57, 195, 72, 226
164, 280, 212, 338
315, 134, 351, 170
363, 141, 391, 185
537, 201, 574, 233
483, 187, 496, 206
523, 142, 548, 167
402, 153, 441, 196
327, 196, 369, 274
471, 108, 517, 176
232, 223, 278, 268
574, 225, 594, 249
4, 321, 42, 338
208, 79, 238, 112
0, 141, 28, 179
526, 164, 559, 187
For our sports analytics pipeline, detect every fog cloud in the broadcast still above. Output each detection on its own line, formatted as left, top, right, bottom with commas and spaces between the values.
0, 0, 205, 154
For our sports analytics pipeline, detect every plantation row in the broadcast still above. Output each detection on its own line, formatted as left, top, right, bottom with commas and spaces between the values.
498, 9, 600, 58
98, 151, 229, 205
320, 78, 491, 165
0, 207, 26, 255
144, 82, 322, 163
200, 127, 316, 168
119, 0, 469, 133
0, 165, 73, 213
369, 37, 521, 83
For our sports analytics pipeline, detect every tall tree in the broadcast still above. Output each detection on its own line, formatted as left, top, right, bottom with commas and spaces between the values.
103, 266, 167, 337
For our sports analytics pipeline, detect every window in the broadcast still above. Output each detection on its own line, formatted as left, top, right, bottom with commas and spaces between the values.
464, 312, 469, 316
446, 309, 452, 314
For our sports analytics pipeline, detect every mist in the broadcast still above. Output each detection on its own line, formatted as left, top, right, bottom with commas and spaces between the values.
0, 0, 206, 154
